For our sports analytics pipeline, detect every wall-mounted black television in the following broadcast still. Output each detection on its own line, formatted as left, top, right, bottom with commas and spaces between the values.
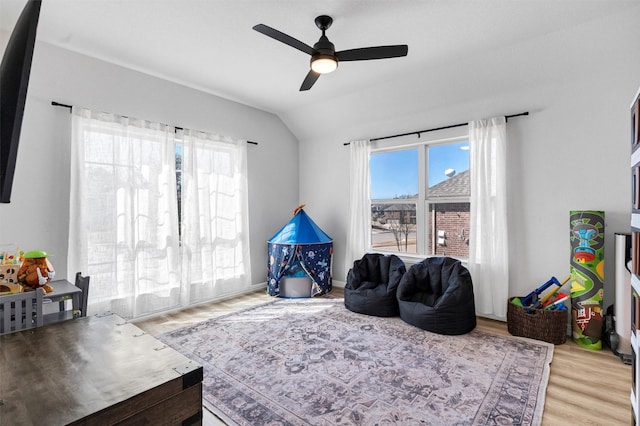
0, 0, 42, 203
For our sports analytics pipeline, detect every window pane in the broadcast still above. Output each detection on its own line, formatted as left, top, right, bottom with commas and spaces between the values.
371, 203, 417, 253
428, 141, 469, 197
176, 144, 182, 234
428, 202, 470, 258
370, 149, 418, 200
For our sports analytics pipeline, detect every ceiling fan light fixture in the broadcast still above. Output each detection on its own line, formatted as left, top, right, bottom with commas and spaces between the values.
311, 55, 338, 74
253, 14, 408, 91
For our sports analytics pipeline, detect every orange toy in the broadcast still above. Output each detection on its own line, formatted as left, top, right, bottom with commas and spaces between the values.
17, 250, 55, 293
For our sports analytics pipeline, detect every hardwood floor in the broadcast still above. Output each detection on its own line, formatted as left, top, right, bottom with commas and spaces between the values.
135, 288, 632, 425
478, 312, 631, 425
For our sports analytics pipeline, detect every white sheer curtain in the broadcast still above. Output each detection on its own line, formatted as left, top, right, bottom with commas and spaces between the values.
468, 117, 509, 319
344, 140, 371, 272
180, 130, 251, 304
68, 108, 181, 319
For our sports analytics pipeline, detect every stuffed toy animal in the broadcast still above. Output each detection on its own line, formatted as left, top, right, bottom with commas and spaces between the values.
17, 250, 55, 293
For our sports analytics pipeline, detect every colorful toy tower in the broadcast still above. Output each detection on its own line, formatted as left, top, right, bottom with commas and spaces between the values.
569, 210, 605, 350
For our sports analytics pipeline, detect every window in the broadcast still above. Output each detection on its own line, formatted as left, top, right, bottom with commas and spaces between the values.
69, 109, 250, 320
175, 143, 183, 232
370, 138, 470, 259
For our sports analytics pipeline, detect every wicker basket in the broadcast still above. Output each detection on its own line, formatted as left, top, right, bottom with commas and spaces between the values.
507, 297, 568, 344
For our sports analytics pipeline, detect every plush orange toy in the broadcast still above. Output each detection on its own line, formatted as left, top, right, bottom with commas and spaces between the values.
17, 250, 55, 293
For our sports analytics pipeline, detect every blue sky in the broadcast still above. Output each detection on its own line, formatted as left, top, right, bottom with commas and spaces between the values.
370, 141, 469, 199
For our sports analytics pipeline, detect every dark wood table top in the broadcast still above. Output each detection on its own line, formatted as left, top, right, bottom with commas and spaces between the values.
0, 313, 202, 425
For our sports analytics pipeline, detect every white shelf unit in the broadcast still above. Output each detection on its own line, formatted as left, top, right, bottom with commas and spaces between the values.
630, 85, 640, 425
633, 275, 640, 424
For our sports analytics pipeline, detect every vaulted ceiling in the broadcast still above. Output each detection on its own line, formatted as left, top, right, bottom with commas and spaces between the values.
1, 0, 638, 140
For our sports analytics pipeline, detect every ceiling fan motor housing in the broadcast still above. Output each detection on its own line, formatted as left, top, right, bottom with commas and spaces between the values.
312, 35, 338, 68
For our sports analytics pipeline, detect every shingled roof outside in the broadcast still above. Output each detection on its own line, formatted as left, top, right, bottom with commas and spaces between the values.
429, 169, 470, 197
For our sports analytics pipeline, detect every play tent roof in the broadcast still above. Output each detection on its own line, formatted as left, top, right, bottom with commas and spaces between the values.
268, 206, 332, 245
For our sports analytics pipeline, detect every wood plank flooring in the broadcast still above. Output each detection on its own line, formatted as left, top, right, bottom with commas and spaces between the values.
135, 288, 632, 425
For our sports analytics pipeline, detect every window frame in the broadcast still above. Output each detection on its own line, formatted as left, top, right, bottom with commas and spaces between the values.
369, 133, 470, 261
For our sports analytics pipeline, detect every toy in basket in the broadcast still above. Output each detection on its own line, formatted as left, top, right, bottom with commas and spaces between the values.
508, 276, 570, 344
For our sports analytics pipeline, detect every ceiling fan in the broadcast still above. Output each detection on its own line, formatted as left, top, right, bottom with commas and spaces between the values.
253, 15, 408, 91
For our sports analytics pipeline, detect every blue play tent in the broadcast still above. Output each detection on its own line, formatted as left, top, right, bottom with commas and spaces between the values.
267, 206, 333, 297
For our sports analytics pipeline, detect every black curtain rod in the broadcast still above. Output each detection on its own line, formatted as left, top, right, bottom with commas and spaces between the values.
51, 101, 259, 145
343, 111, 529, 146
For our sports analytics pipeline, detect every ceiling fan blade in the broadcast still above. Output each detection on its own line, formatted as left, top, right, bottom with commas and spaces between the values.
336, 45, 408, 62
300, 70, 321, 91
253, 24, 315, 56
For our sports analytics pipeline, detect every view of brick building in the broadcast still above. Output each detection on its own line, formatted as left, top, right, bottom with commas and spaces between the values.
371, 169, 469, 259
428, 202, 470, 258
428, 170, 470, 258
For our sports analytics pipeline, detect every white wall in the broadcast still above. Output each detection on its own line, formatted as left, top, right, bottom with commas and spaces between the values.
292, 7, 640, 310
0, 40, 299, 286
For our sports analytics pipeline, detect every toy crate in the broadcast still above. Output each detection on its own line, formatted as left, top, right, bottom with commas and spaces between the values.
0, 264, 21, 294
507, 297, 568, 344
280, 276, 312, 298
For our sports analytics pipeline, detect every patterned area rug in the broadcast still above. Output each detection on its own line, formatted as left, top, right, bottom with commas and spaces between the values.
158, 298, 553, 425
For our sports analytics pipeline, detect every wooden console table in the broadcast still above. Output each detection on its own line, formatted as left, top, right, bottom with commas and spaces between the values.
0, 313, 203, 425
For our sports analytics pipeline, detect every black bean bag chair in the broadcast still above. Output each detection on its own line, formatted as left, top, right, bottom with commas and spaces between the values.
397, 256, 476, 335
345, 253, 406, 317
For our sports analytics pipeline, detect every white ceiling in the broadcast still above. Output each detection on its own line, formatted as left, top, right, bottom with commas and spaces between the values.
1, 0, 638, 118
